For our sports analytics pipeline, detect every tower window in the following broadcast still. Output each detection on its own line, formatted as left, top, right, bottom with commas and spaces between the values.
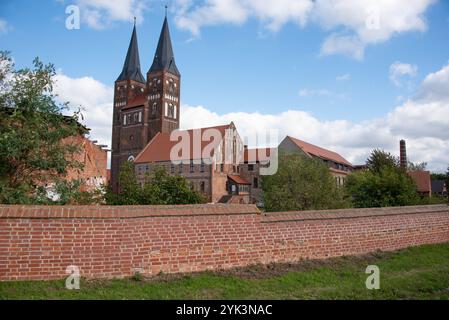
168, 104, 175, 118
152, 103, 157, 116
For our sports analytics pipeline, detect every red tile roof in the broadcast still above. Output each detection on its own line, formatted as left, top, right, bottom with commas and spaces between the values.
228, 175, 251, 185
134, 124, 232, 163
408, 171, 432, 193
287, 136, 353, 167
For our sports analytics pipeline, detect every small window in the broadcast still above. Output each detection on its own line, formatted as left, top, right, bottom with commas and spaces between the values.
152, 103, 157, 116
171, 163, 175, 174
200, 181, 205, 193
220, 164, 224, 172
200, 162, 205, 173
248, 164, 254, 171
253, 177, 259, 189
179, 164, 183, 174
190, 161, 195, 173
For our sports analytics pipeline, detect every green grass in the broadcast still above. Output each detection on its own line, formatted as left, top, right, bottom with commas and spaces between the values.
1, 243, 449, 300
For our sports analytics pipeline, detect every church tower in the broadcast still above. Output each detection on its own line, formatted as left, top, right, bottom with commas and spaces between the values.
110, 17, 181, 192
146, 16, 181, 141
111, 22, 147, 192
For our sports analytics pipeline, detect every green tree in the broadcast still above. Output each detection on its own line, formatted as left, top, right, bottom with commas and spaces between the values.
366, 149, 399, 173
262, 152, 349, 212
106, 162, 205, 205
346, 149, 420, 208
408, 161, 427, 171
0, 52, 87, 204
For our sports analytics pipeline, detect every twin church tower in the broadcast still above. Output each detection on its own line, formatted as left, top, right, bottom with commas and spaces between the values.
111, 17, 181, 191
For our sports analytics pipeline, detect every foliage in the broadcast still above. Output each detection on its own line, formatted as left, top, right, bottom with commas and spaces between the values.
262, 152, 350, 212
105, 162, 205, 205
407, 161, 427, 171
366, 149, 399, 173
346, 154, 419, 208
0, 51, 93, 205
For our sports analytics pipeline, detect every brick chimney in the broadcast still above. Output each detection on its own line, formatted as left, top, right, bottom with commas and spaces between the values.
400, 139, 407, 169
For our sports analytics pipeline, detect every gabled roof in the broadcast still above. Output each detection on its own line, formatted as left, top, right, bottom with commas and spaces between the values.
408, 171, 432, 193
117, 25, 145, 83
134, 124, 232, 163
286, 136, 353, 167
148, 17, 180, 76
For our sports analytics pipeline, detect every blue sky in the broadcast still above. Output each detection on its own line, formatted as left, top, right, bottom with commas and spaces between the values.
1, 0, 449, 171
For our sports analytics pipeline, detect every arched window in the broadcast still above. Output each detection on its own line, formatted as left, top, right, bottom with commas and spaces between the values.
128, 156, 135, 162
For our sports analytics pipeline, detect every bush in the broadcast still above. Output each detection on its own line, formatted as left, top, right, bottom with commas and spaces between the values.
106, 162, 206, 205
345, 166, 419, 208
262, 152, 350, 212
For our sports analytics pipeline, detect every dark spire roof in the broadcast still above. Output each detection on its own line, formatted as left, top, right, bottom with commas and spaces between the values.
148, 17, 180, 76
117, 23, 145, 83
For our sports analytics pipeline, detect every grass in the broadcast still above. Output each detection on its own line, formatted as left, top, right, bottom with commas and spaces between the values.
1, 243, 449, 300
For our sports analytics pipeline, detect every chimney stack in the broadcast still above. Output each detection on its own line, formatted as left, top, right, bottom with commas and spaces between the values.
400, 139, 407, 169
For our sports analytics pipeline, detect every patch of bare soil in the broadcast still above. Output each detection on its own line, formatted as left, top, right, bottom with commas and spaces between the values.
93, 249, 398, 284
214, 250, 396, 280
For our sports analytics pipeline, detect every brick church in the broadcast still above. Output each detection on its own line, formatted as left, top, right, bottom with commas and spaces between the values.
111, 17, 353, 204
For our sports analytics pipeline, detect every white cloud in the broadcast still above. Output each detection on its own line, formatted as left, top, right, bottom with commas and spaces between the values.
173, 0, 436, 59
72, 0, 148, 29
0, 19, 10, 36
320, 33, 365, 60
299, 88, 331, 97
336, 73, 351, 81
174, 0, 314, 37
52, 62, 449, 172
53, 72, 113, 149
389, 62, 418, 87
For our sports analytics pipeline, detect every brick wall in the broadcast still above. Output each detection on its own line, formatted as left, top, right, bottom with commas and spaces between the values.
1, 204, 448, 281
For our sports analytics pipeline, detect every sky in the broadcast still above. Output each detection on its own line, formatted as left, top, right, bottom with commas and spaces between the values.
1, 0, 449, 172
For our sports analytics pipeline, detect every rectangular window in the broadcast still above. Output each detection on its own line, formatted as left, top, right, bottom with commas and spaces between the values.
165, 103, 168, 117
179, 164, 183, 174
248, 164, 254, 171
190, 161, 194, 173
171, 163, 175, 174
200, 181, 205, 193
200, 162, 205, 173
138, 111, 142, 122
173, 105, 177, 119
253, 177, 259, 189
123, 115, 127, 125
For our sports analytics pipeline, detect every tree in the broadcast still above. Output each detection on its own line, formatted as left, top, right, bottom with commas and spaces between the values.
0, 52, 86, 204
262, 152, 349, 212
345, 149, 420, 208
408, 161, 427, 171
105, 162, 205, 205
366, 149, 399, 173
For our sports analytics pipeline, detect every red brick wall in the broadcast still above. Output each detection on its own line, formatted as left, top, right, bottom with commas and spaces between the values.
1, 204, 448, 281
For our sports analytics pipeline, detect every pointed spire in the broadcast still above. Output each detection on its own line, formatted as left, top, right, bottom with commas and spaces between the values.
148, 16, 180, 76
117, 23, 145, 83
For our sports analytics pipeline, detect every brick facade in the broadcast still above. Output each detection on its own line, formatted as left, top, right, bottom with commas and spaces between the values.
1, 204, 448, 281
